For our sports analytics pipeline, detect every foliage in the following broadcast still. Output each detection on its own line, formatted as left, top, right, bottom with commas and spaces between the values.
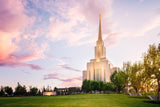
143, 43, 160, 102
99, 81, 104, 91
110, 71, 127, 93
42, 86, 46, 92
91, 81, 100, 91
123, 62, 132, 93
0, 87, 5, 96
82, 80, 115, 92
37, 90, 42, 96
4, 86, 13, 96
15, 82, 27, 96
29, 87, 38, 96
129, 62, 145, 96
54, 87, 58, 92
104, 82, 115, 91
82, 79, 91, 92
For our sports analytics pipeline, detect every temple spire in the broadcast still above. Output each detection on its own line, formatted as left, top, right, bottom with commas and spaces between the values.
98, 14, 102, 41
96, 14, 104, 46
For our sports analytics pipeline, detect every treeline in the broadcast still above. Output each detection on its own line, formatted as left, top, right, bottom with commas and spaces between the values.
82, 80, 115, 93
0, 82, 55, 96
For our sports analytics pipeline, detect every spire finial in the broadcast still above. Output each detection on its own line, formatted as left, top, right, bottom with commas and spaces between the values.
99, 14, 101, 19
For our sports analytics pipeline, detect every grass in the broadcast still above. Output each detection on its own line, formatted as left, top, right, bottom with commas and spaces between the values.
0, 94, 159, 107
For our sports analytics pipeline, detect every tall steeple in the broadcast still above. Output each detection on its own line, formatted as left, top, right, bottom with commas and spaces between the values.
95, 14, 106, 59
96, 14, 104, 46
98, 14, 102, 41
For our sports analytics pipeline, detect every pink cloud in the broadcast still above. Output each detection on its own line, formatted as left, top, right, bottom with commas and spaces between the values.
0, 62, 42, 70
0, 0, 31, 60
0, 0, 30, 32
0, 0, 44, 70
44, 73, 82, 87
138, 15, 160, 36
60, 74, 82, 87
44, 73, 58, 80
104, 32, 121, 47
46, 0, 116, 46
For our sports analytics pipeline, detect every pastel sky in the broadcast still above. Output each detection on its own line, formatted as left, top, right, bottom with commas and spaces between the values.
0, 0, 160, 90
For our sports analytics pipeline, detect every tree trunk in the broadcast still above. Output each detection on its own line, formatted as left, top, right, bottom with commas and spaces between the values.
126, 80, 129, 94
157, 79, 159, 103
116, 87, 118, 93
137, 89, 139, 97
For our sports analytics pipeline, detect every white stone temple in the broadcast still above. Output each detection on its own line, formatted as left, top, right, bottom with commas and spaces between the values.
83, 14, 119, 82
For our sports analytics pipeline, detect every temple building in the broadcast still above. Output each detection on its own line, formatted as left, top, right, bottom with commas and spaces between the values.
83, 14, 119, 82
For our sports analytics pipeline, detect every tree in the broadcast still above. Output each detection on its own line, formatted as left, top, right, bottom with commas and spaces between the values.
104, 82, 115, 91
144, 43, 160, 102
29, 87, 38, 96
82, 79, 91, 92
0, 86, 5, 96
46, 85, 52, 91
15, 82, 27, 96
123, 62, 131, 93
110, 71, 127, 93
99, 81, 104, 91
91, 81, 100, 91
54, 87, 58, 92
37, 90, 42, 96
4, 86, 13, 96
129, 62, 144, 96
42, 86, 46, 92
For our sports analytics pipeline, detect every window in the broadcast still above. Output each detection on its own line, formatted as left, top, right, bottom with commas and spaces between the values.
97, 69, 99, 81
104, 70, 105, 82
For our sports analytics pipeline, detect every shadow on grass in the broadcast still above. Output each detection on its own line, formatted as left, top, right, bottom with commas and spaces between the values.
143, 101, 160, 104
128, 96, 148, 99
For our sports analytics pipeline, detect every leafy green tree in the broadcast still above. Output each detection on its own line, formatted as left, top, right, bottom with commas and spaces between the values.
4, 86, 13, 96
104, 82, 115, 91
91, 81, 100, 91
110, 71, 127, 93
99, 81, 104, 91
129, 62, 144, 96
15, 82, 27, 96
54, 87, 58, 92
0, 86, 5, 96
37, 90, 42, 96
123, 62, 131, 93
42, 86, 46, 92
82, 79, 91, 92
29, 87, 38, 96
144, 43, 160, 102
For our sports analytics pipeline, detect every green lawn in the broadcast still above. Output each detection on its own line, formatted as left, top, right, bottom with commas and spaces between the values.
0, 94, 159, 107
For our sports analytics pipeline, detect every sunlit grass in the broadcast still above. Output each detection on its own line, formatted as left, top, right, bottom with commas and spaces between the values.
0, 94, 159, 107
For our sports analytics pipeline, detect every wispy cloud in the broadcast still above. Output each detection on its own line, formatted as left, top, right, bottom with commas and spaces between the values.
31, 0, 118, 47
58, 64, 81, 72
137, 10, 160, 36
22, 70, 31, 75
104, 32, 121, 47
56, 58, 81, 72
44, 73, 81, 82
0, 62, 42, 70
44, 73, 82, 87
